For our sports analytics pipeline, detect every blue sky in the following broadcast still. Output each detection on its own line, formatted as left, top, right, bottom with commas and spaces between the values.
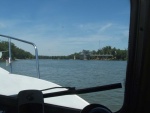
0, 0, 130, 56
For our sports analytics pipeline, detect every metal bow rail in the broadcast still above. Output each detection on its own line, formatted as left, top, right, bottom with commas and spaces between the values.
0, 34, 40, 78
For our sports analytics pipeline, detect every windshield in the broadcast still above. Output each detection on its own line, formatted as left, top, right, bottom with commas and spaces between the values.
0, 0, 130, 112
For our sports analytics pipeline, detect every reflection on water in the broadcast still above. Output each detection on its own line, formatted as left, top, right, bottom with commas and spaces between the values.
0, 59, 126, 112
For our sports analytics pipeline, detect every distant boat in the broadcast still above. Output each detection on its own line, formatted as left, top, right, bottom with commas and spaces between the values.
74, 55, 76, 60
0, 52, 2, 58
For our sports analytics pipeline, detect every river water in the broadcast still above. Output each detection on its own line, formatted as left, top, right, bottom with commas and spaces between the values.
0, 59, 127, 112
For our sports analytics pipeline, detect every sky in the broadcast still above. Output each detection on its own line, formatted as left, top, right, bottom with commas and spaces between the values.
0, 0, 130, 56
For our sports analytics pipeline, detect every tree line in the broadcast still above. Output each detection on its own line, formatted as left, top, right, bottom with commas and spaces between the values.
0, 41, 33, 60
68, 46, 128, 60
40, 46, 128, 60
0, 41, 128, 60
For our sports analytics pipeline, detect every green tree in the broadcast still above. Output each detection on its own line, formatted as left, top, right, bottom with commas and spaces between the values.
0, 41, 33, 60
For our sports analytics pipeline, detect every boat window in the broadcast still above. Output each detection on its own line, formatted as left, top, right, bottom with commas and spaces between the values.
0, 0, 130, 112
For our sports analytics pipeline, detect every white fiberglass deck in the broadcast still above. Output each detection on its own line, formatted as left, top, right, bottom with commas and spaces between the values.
0, 67, 89, 109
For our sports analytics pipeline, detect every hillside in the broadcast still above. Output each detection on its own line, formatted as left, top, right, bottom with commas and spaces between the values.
0, 41, 34, 60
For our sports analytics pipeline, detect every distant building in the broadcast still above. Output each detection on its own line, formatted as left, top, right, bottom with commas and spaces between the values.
80, 50, 91, 60
80, 50, 113, 60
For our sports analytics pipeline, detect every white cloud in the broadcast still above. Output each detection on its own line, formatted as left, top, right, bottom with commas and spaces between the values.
98, 23, 112, 32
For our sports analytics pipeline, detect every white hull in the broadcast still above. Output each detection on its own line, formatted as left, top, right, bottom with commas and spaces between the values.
0, 67, 89, 109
